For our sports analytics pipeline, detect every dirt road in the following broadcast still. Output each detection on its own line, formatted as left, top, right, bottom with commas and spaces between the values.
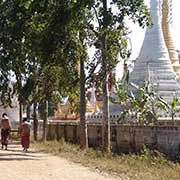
0, 143, 130, 180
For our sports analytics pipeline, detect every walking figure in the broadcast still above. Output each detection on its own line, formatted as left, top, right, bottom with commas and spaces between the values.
20, 117, 31, 152
1, 113, 11, 150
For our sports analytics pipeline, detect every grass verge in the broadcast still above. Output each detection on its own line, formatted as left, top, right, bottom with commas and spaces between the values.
32, 140, 180, 180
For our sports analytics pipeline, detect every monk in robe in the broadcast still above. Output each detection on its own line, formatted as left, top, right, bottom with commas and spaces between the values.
20, 117, 31, 152
1, 113, 11, 150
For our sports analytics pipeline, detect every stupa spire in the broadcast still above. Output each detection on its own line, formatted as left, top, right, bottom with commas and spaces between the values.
129, 0, 180, 102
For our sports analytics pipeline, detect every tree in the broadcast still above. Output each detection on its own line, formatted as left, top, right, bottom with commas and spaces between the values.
0, 0, 48, 136
114, 81, 170, 125
168, 97, 180, 124
79, 31, 89, 149
86, 0, 152, 152
30, 0, 93, 146
0, 0, 83, 141
0, 1, 25, 121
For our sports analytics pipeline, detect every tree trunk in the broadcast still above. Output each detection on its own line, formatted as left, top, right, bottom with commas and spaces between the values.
19, 101, 23, 124
42, 100, 48, 141
26, 104, 31, 120
80, 57, 88, 149
101, 0, 111, 153
102, 70, 110, 152
18, 76, 23, 124
33, 102, 38, 141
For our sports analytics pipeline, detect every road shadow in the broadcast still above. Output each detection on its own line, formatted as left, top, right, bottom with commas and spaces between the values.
6, 148, 42, 154
0, 157, 39, 161
0, 152, 39, 158
0, 150, 42, 161
0, 141, 45, 161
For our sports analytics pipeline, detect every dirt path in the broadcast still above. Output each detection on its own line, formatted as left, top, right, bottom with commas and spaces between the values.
0, 143, 130, 180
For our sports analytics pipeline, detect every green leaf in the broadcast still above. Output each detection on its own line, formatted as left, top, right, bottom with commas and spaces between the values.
24, 0, 34, 9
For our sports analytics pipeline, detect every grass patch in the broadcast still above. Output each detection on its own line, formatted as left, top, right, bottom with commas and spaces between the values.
32, 140, 180, 180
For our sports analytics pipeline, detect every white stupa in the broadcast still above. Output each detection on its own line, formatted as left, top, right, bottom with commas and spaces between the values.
129, 0, 180, 103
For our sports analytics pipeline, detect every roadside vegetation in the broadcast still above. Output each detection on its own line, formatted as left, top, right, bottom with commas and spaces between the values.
32, 140, 180, 180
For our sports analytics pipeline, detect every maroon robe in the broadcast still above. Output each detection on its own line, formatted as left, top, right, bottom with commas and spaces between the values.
20, 122, 31, 149
1, 129, 10, 146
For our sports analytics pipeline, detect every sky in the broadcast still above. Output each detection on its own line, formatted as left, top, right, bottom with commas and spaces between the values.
116, 0, 180, 79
